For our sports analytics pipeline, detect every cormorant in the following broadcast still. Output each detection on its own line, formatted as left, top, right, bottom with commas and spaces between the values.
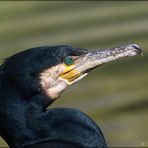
0, 44, 142, 148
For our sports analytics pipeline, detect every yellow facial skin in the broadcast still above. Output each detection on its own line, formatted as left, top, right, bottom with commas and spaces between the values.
60, 65, 81, 82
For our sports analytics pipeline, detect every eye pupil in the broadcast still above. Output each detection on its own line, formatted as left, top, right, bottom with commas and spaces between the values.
64, 56, 74, 66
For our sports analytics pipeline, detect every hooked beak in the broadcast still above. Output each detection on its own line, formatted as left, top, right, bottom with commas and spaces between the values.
61, 44, 143, 83
76, 44, 142, 73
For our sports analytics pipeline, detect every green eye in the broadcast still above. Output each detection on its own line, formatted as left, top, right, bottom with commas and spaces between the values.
64, 56, 74, 66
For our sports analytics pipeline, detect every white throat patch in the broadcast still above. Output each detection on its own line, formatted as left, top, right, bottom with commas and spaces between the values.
39, 64, 69, 100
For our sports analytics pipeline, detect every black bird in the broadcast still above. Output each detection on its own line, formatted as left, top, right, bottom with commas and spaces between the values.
0, 44, 142, 148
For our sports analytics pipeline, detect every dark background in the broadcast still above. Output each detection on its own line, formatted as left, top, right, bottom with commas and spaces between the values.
0, 1, 148, 147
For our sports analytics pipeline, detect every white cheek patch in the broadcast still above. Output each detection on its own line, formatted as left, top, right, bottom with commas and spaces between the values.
39, 70, 56, 90
46, 79, 68, 99
39, 64, 66, 99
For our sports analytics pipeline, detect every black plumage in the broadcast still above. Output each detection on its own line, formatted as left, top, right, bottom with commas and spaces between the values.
0, 45, 107, 148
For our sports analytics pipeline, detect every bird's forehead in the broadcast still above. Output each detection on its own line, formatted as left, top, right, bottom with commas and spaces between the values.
69, 48, 88, 56
54, 46, 88, 57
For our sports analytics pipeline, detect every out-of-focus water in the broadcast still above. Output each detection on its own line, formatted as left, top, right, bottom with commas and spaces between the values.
0, 1, 148, 147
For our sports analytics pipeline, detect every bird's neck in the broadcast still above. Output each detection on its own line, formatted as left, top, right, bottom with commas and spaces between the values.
0, 74, 53, 148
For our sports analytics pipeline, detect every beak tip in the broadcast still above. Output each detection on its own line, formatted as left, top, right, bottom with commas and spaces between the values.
127, 44, 143, 56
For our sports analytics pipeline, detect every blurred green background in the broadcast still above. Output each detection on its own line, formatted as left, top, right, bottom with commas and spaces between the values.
0, 1, 148, 147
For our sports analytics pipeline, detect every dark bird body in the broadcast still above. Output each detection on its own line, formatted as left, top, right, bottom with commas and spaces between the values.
0, 44, 142, 148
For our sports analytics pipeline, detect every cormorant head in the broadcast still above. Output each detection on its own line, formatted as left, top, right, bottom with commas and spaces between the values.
39, 44, 142, 100
3, 44, 142, 102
